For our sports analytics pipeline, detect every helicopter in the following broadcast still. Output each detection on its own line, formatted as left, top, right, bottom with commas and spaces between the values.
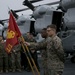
22, 0, 75, 63
57, 0, 75, 63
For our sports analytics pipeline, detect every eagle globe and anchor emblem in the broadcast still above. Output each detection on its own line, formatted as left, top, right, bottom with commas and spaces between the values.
6, 29, 16, 53
6, 29, 16, 39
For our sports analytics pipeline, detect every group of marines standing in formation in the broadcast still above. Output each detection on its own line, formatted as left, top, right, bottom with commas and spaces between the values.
0, 24, 65, 75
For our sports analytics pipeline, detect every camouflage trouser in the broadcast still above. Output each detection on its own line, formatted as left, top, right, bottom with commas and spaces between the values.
0, 55, 9, 71
42, 59, 48, 75
46, 69, 63, 75
56, 71, 63, 75
8, 54, 12, 70
43, 68, 49, 75
3, 56, 9, 70
3, 53, 9, 70
11, 52, 21, 70
46, 59, 64, 75
0, 56, 3, 71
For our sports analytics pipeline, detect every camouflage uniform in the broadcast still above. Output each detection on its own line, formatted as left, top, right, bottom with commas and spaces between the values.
46, 36, 64, 75
39, 39, 48, 75
11, 43, 21, 72
8, 53, 12, 71
2, 41, 9, 72
23, 34, 40, 71
0, 39, 9, 73
28, 37, 40, 71
0, 41, 4, 73
30, 36, 64, 75
30, 37, 49, 75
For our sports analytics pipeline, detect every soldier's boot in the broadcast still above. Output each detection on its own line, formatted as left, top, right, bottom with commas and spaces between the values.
16, 64, 22, 72
5, 67, 9, 73
12, 65, 16, 72
0, 70, 3, 73
16, 69, 22, 72
25, 67, 31, 72
12, 69, 15, 72
5, 70, 8, 73
9, 69, 12, 72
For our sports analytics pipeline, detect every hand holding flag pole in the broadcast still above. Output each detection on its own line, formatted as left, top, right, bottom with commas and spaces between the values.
20, 36, 40, 75
19, 37, 35, 75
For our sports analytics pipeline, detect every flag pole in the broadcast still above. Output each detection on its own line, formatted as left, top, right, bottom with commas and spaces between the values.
20, 41, 36, 75
20, 36, 40, 75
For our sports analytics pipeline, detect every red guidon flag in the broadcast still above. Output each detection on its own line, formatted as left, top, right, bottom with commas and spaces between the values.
5, 12, 21, 54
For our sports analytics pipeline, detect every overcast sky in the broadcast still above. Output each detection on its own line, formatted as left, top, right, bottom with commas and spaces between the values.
0, 0, 59, 20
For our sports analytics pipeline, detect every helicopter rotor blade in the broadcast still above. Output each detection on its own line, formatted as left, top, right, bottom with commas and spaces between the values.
13, 1, 60, 13
23, 0, 35, 11
8, 9, 19, 19
13, 8, 29, 13
29, 0, 43, 3
1, 0, 60, 23
46, 1, 60, 6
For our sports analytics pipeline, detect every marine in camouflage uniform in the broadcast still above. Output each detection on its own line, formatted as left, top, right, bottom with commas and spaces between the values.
46, 36, 64, 75
37, 39, 48, 75
30, 37, 51, 75
40, 28, 48, 75
46, 25, 65, 75
10, 43, 21, 72
27, 25, 65, 75
0, 38, 9, 73
23, 32, 40, 71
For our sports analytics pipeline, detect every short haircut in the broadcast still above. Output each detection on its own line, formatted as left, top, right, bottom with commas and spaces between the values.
42, 28, 47, 31
47, 24, 57, 30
